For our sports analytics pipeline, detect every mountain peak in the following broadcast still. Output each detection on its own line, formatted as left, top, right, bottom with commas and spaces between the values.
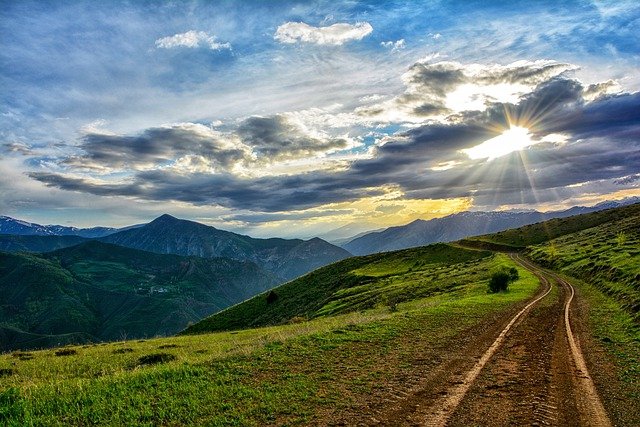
151, 214, 179, 223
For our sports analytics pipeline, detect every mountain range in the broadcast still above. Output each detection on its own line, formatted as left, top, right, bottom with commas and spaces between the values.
342, 197, 640, 255
0, 215, 120, 238
100, 214, 351, 281
0, 214, 352, 282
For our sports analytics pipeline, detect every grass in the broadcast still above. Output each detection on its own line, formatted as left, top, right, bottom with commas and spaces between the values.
0, 254, 539, 425
526, 208, 640, 323
183, 243, 493, 334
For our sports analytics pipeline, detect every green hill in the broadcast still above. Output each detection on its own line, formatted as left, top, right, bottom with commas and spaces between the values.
0, 241, 279, 351
462, 203, 640, 248
182, 243, 493, 334
0, 234, 89, 253
526, 207, 640, 322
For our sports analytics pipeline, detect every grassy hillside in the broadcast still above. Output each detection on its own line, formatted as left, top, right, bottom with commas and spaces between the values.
183, 243, 492, 334
0, 252, 540, 425
0, 242, 278, 351
526, 208, 640, 323
0, 234, 89, 253
465, 203, 640, 248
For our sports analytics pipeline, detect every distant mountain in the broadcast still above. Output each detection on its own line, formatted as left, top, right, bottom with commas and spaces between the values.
0, 216, 119, 238
317, 222, 386, 245
0, 241, 279, 351
101, 214, 352, 281
343, 197, 640, 255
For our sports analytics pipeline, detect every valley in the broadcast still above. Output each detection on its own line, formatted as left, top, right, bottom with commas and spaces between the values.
0, 204, 638, 425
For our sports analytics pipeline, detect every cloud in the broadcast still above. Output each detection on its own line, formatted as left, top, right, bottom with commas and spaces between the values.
357, 60, 577, 123
63, 123, 248, 172
56, 115, 355, 175
274, 21, 373, 45
237, 115, 351, 160
155, 30, 231, 50
25, 58, 640, 216
381, 39, 405, 52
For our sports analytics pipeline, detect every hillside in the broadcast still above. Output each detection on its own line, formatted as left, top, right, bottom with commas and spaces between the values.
0, 234, 89, 253
464, 202, 640, 248
343, 198, 640, 255
183, 243, 493, 334
526, 207, 640, 323
101, 214, 351, 281
0, 241, 279, 351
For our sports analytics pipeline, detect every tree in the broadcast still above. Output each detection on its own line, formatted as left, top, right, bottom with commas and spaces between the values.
488, 266, 519, 293
266, 290, 279, 304
488, 271, 511, 293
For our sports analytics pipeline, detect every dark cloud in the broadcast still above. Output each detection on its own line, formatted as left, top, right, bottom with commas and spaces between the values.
404, 61, 466, 97
2, 142, 33, 155
237, 115, 349, 159
65, 124, 247, 171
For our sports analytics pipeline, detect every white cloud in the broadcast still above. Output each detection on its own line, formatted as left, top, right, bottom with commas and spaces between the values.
381, 39, 406, 52
274, 21, 373, 45
155, 30, 231, 50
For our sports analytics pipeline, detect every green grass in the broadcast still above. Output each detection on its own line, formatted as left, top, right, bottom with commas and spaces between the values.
0, 254, 539, 425
526, 209, 640, 323
183, 243, 493, 334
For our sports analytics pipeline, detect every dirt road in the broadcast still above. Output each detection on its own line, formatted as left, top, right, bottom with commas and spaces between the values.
370, 255, 612, 427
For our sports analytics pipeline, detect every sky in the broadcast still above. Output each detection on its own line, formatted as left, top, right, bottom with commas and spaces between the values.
1, 0, 639, 239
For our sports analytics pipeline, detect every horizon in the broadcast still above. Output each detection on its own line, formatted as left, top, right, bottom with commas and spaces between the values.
1, 1, 639, 239
2, 195, 637, 241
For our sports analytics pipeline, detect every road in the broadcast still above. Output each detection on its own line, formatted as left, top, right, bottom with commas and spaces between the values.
371, 254, 612, 427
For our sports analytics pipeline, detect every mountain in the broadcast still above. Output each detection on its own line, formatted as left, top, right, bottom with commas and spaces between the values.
343, 197, 640, 255
0, 234, 89, 253
0, 241, 279, 351
101, 214, 352, 281
317, 222, 386, 245
0, 216, 119, 238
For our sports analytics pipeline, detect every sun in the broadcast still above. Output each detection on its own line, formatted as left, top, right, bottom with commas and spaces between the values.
462, 126, 536, 160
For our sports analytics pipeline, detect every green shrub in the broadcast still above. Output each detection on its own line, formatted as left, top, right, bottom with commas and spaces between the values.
488, 267, 519, 293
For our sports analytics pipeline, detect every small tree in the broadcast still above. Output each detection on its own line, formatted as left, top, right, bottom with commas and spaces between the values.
488, 271, 511, 293
266, 290, 279, 304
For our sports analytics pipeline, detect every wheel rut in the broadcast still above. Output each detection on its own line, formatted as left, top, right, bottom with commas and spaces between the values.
371, 254, 612, 427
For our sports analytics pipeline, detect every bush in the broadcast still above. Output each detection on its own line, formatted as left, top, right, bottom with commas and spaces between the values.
266, 290, 279, 304
488, 267, 519, 293
488, 271, 511, 293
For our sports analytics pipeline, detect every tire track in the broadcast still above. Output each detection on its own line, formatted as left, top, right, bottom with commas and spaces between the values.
419, 253, 552, 427
553, 273, 612, 427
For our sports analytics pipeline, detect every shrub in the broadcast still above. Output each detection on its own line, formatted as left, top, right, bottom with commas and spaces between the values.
488, 266, 519, 293
54, 348, 77, 357
488, 271, 511, 293
266, 290, 279, 304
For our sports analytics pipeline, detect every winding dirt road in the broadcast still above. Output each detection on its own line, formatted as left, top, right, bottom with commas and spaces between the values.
371, 254, 612, 427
